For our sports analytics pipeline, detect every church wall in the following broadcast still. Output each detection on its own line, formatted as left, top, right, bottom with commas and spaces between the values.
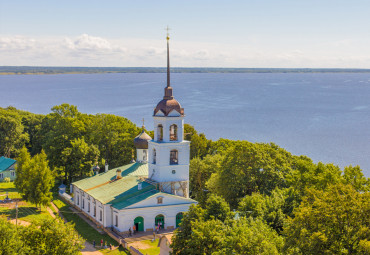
115, 203, 193, 233
148, 141, 190, 183
104, 204, 113, 227
126, 193, 195, 209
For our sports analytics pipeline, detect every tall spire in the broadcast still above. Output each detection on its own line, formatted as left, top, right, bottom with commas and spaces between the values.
164, 26, 173, 100
166, 26, 170, 88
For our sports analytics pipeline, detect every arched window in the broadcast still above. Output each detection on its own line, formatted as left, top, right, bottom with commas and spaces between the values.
157, 124, 163, 141
170, 150, 178, 165
143, 150, 147, 161
170, 124, 178, 141
153, 149, 156, 164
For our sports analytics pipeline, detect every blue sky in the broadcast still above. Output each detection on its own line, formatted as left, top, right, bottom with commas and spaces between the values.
1, 0, 370, 67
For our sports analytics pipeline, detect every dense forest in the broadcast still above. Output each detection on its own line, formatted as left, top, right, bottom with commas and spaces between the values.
2, 66, 370, 75
1, 105, 369, 254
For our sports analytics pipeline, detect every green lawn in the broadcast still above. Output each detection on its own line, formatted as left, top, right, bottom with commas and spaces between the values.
53, 198, 129, 255
137, 239, 160, 255
0, 182, 52, 223
0, 182, 22, 199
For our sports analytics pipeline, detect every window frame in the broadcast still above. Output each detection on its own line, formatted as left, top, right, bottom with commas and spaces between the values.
170, 124, 178, 141
170, 149, 178, 165
157, 124, 163, 141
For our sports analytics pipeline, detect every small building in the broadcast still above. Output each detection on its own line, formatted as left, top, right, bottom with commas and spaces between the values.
58, 183, 66, 194
0, 156, 16, 181
158, 234, 173, 255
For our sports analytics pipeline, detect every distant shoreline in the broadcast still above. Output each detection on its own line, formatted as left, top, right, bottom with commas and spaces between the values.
2, 66, 370, 75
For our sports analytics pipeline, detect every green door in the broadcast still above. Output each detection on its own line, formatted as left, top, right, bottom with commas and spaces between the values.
134, 216, 144, 232
176, 212, 183, 228
155, 214, 165, 229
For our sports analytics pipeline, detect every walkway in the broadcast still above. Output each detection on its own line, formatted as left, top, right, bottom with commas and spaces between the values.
81, 242, 103, 255
125, 229, 173, 243
9, 219, 31, 227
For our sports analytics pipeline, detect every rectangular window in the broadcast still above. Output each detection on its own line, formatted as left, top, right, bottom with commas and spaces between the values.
0, 173, 3, 179
100, 210, 102, 221
11, 171, 15, 177
170, 150, 178, 165
77, 196, 79, 205
88, 202, 90, 213
115, 215, 118, 227
82, 199, 84, 209
94, 207, 96, 217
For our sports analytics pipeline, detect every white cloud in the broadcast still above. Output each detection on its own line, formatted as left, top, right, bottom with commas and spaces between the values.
1, 34, 370, 68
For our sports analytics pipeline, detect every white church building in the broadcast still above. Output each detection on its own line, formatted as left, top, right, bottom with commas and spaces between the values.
71, 34, 197, 234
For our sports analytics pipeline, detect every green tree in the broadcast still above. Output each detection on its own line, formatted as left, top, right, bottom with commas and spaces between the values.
189, 154, 223, 204
284, 183, 370, 254
22, 151, 54, 209
20, 218, 84, 255
0, 108, 29, 157
87, 113, 139, 168
0, 216, 22, 254
238, 189, 286, 232
207, 141, 294, 208
184, 124, 210, 159
216, 218, 284, 255
14, 147, 31, 193
42, 104, 87, 172
61, 138, 99, 183
171, 203, 284, 255
204, 194, 233, 222
342, 165, 370, 192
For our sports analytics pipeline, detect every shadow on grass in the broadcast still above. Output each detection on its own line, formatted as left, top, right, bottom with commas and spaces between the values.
54, 198, 129, 255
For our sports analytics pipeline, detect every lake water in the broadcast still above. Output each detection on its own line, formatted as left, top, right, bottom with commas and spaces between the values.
1, 73, 369, 176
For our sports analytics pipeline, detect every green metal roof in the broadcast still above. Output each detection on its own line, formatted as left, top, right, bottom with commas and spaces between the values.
0, 157, 16, 172
72, 162, 196, 210
73, 162, 148, 191
73, 162, 156, 205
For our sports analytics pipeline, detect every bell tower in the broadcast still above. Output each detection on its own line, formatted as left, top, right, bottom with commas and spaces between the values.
148, 29, 190, 198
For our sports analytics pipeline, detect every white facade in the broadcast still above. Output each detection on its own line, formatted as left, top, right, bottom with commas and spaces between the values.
73, 185, 195, 233
148, 114, 190, 197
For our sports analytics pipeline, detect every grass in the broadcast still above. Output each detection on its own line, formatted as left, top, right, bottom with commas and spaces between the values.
100, 246, 130, 255
0, 182, 52, 223
53, 198, 129, 255
0, 182, 22, 199
137, 239, 160, 255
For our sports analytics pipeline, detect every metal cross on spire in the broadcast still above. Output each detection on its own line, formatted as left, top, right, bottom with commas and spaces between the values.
166, 26, 170, 87
166, 26, 170, 40
142, 118, 145, 128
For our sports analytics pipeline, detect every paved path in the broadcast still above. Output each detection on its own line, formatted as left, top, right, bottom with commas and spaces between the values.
125, 229, 173, 243
50, 201, 68, 223
46, 206, 56, 218
81, 242, 103, 255
9, 219, 31, 226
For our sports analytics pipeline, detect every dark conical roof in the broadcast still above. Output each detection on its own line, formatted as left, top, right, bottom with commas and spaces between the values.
133, 127, 152, 149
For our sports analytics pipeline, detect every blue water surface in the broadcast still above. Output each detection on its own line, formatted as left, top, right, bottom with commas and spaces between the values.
1, 72, 369, 176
